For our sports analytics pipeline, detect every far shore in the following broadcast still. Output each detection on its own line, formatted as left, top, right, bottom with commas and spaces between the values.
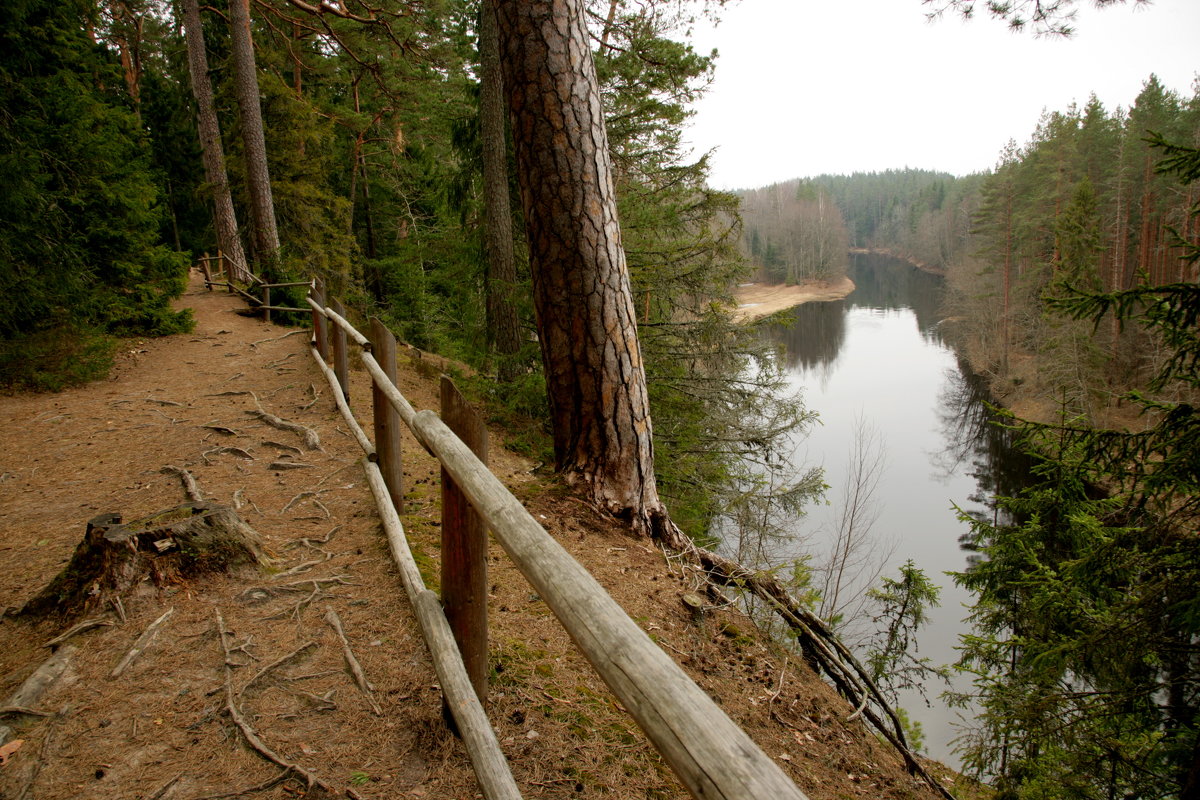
731, 276, 855, 322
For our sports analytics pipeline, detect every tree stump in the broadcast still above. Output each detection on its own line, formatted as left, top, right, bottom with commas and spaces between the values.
17, 502, 269, 618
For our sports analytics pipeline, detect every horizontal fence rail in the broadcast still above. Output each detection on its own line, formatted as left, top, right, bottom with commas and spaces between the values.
194, 253, 308, 321
304, 283, 811, 800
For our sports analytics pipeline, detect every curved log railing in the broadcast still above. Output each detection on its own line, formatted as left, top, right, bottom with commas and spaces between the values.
304, 279, 811, 800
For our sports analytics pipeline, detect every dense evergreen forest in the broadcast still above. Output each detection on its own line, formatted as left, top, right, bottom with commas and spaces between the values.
4, 0, 1199, 794
0, 0, 817, 544
743, 77, 1199, 428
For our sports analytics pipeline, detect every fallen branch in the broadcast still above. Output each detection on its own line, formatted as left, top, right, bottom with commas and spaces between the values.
324, 607, 382, 716
110, 607, 175, 678
42, 618, 114, 649
246, 409, 320, 450
267, 461, 314, 470
688, 543, 956, 800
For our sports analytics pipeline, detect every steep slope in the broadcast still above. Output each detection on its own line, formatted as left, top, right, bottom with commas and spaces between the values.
0, 272, 969, 799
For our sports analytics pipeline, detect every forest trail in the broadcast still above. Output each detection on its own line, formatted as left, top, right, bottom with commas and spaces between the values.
0, 273, 955, 800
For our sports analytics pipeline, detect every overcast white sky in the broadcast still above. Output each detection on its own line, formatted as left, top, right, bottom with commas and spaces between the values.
686, 0, 1200, 190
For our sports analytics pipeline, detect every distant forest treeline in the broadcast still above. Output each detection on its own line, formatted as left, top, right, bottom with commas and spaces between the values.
740, 74, 1200, 423
739, 75, 1200, 799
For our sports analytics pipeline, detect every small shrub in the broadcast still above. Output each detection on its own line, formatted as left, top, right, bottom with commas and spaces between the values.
0, 325, 117, 392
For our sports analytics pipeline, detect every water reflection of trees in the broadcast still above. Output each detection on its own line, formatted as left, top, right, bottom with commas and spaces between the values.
849, 253, 945, 344
768, 299, 847, 374
765, 250, 1034, 563
767, 253, 947, 375
933, 357, 1035, 559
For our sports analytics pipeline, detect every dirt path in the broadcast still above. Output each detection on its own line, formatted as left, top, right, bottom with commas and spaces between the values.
0, 274, 520, 799
0, 273, 951, 800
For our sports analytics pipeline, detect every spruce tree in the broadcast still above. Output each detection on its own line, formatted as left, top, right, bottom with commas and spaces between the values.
0, 0, 190, 390
951, 136, 1200, 800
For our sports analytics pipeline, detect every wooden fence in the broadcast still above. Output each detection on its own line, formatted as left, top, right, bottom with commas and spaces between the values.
303, 277, 812, 800
195, 251, 309, 321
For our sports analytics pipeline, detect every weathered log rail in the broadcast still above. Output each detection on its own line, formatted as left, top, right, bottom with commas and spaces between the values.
304, 280, 811, 800
195, 251, 309, 321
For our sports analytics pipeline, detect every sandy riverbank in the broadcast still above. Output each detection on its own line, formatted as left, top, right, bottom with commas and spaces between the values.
731, 275, 856, 321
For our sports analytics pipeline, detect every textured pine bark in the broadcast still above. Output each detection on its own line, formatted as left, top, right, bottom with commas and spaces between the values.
479, 0, 522, 380
181, 0, 251, 283
494, 0, 680, 543
228, 0, 280, 267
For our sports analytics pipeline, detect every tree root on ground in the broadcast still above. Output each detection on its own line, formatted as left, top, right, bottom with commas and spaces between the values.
324, 607, 382, 716
246, 408, 320, 451
658, 531, 958, 800
213, 609, 364, 800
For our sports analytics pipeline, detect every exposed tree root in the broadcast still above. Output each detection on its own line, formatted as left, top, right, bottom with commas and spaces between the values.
162, 464, 204, 502
324, 607, 382, 716
656, 530, 958, 800
213, 610, 364, 800
246, 408, 320, 450
243, 641, 318, 695
110, 607, 175, 678
42, 618, 114, 649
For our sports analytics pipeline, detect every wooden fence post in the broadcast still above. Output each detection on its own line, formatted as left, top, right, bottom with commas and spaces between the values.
199, 252, 213, 290
310, 279, 329, 361
331, 297, 350, 403
370, 317, 403, 514
262, 285, 271, 324
440, 376, 489, 704
219, 248, 232, 292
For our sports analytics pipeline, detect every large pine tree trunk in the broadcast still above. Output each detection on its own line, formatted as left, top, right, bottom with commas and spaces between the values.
479, 0, 522, 381
228, 0, 280, 267
181, 0, 251, 283
493, 0, 680, 545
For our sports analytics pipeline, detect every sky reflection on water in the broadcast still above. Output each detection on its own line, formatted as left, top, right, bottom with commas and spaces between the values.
766, 253, 1003, 766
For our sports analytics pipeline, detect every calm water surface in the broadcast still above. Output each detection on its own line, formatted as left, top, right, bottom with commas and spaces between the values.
765, 253, 1021, 766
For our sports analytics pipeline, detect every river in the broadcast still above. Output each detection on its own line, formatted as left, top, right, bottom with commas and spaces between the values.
759, 252, 1026, 767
